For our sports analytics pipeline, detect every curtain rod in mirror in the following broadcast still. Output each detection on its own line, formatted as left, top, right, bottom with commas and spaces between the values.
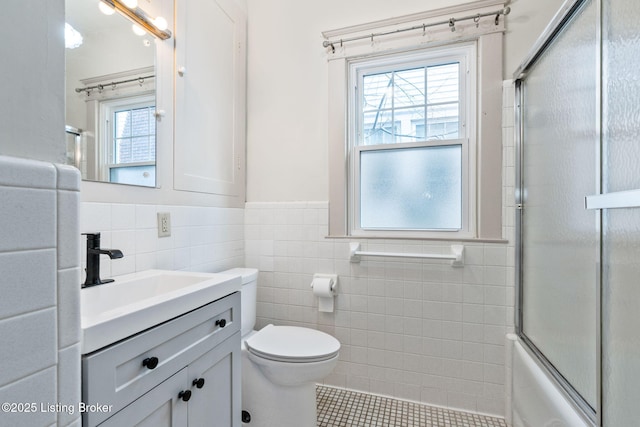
100, 0, 172, 40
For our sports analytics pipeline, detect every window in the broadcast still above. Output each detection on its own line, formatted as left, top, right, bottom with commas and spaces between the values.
348, 45, 476, 238
100, 95, 156, 186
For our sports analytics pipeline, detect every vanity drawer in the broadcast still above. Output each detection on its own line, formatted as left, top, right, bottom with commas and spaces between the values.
82, 292, 240, 426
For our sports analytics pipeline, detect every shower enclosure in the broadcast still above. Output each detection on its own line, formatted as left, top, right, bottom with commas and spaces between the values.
515, 0, 640, 425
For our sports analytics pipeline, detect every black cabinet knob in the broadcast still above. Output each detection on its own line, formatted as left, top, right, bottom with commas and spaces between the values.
178, 390, 192, 402
215, 318, 227, 328
142, 357, 159, 370
192, 378, 205, 389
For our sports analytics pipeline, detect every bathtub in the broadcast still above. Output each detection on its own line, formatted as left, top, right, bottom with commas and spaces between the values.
507, 334, 591, 427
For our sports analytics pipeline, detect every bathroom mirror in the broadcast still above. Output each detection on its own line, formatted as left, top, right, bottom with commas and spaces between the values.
65, 0, 158, 187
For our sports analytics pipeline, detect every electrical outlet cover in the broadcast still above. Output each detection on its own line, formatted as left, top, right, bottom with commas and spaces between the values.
157, 212, 171, 237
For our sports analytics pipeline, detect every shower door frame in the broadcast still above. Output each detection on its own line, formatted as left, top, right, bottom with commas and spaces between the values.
513, 0, 602, 424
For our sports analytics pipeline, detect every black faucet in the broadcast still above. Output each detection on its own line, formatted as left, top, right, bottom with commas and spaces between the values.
82, 232, 124, 287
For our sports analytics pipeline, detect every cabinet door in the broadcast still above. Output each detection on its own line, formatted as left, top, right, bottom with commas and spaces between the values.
174, 0, 246, 198
99, 370, 188, 427
187, 333, 241, 427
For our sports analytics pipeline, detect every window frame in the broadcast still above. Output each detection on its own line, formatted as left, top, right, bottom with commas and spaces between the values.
98, 94, 156, 183
347, 44, 477, 239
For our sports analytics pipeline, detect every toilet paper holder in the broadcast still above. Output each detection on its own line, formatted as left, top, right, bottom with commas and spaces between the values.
310, 274, 339, 312
310, 274, 338, 292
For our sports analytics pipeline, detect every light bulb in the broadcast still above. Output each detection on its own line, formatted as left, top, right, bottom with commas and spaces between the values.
132, 23, 146, 36
98, 1, 115, 15
153, 16, 168, 31
121, 0, 138, 9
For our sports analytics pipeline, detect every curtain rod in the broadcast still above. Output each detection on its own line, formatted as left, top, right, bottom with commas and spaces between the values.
75, 75, 155, 95
322, 6, 510, 51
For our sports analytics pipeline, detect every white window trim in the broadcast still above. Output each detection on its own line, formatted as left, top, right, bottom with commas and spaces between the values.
326, 10, 504, 241
347, 44, 477, 239
98, 95, 156, 182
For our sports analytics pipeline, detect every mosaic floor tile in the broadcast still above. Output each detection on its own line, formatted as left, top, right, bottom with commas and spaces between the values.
316, 385, 507, 427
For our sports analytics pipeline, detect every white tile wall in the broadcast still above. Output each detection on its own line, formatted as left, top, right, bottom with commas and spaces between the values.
80, 203, 245, 277
0, 156, 81, 427
244, 82, 517, 418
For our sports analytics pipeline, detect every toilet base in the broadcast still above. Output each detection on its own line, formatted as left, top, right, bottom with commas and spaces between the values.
242, 350, 317, 427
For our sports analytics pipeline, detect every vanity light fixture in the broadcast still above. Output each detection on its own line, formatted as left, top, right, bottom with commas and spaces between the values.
153, 16, 168, 31
98, 1, 115, 15
98, 0, 172, 40
120, 0, 138, 9
132, 23, 146, 36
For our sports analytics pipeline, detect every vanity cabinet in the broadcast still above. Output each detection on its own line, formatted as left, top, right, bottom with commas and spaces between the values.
82, 292, 241, 427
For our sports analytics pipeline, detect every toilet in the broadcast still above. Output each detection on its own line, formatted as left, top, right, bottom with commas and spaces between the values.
221, 268, 341, 427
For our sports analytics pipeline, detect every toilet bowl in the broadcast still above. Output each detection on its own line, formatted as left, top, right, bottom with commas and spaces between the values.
221, 268, 341, 427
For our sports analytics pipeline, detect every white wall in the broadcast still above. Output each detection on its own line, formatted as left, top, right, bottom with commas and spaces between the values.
504, 0, 566, 76
0, 0, 66, 164
245, 0, 561, 201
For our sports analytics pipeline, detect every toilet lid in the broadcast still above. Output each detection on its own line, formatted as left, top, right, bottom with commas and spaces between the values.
245, 325, 340, 363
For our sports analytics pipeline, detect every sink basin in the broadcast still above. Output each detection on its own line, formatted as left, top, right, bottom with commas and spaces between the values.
81, 269, 241, 353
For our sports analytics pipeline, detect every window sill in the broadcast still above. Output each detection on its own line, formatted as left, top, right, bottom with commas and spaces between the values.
324, 235, 509, 244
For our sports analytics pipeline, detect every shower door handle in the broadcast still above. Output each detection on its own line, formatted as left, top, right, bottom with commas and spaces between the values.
585, 189, 640, 210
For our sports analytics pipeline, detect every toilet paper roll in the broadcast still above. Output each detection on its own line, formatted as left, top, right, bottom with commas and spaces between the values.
312, 277, 335, 312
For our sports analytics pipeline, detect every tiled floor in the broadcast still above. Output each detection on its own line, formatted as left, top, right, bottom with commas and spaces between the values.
316, 385, 507, 427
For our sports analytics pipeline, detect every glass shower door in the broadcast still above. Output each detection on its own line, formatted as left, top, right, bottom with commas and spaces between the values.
600, 0, 640, 423
519, 0, 599, 411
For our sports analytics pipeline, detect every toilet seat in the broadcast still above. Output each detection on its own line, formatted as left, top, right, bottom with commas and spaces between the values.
245, 325, 340, 363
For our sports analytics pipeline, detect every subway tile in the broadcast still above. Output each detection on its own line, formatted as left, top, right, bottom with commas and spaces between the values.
441, 321, 463, 341
0, 156, 56, 189
58, 268, 81, 348
111, 230, 136, 258
0, 187, 56, 251
463, 304, 484, 324
442, 339, 463, 360
403, 300, 422, 318
80, 202, 111, 233
0, 250, 56, 320
484, 362, 505, 385
110, 255, 136, 277
484, 305, 507, 326
55, 163, 81, 191
135, 228, 158, 254
0, 367, 57, 426
0, 309, 57, 387
385, 333, 403, 351
447, 391, 478, 412
111, 204, 136, 230
57, 190, 80, 270
484, 246, 507, 266
463, 342, 485, 362
57, 344, 81, 426
464, 284, 485, 304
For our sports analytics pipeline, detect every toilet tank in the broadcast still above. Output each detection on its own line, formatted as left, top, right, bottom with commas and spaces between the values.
221, 268, 258, 337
